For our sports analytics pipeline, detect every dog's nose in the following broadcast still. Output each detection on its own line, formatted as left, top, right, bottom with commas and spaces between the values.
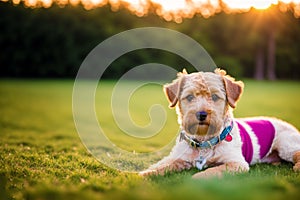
196, 111, 207, 121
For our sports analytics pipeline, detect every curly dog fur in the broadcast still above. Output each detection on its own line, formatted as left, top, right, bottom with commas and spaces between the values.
140, 69, 300, 178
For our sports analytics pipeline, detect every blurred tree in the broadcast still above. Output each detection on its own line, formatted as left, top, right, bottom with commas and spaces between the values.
0, 2, 299, 79
244, 6, 296, 80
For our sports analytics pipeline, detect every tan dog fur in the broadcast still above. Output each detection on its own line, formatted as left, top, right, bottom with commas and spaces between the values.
140, 69, 300, 178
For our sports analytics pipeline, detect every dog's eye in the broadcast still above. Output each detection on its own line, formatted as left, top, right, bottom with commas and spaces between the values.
186, 94, 195, 102
211, 94, 220, 102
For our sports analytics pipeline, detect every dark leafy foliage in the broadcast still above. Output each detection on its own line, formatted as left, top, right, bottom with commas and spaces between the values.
1, 2, 300, 79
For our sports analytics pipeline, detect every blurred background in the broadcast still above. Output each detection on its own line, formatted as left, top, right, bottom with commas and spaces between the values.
1, 0, 300, 80
1, 2, 300, 199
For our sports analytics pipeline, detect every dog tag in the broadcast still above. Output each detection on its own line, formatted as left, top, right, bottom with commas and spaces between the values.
195, 156, 207, 170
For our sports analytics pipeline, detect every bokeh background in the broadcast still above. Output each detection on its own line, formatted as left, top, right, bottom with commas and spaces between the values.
1, 0, 300, 79
1, 1, 300, 200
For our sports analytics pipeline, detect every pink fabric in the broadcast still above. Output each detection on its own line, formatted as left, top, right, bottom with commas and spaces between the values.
236, 121, 253, 164
236, 119, 275, 164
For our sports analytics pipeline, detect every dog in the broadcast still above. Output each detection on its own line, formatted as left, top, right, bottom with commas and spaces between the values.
140, 69, 300, 178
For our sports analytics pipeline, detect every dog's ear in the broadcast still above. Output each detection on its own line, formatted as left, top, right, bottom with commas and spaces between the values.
181, 68, 188, 75
164, 70, 186, 108
223, 76, 244, 108
164, 81, 180, 108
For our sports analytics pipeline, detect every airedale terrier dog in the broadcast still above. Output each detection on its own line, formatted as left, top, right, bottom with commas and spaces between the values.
140, 69, 300, 178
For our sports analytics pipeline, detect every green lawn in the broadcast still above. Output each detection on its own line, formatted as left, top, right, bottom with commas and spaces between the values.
1, 79, 300, 200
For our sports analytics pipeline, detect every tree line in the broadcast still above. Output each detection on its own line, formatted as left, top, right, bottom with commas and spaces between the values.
1, 1, 300, 79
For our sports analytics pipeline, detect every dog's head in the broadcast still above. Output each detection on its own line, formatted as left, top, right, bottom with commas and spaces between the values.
164, 68, 244, 137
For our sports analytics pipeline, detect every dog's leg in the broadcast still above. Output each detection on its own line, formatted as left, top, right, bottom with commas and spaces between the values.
139, 158, 193, 176
192, 162, 249, 179
293, 151, 300, 172
270, 119, 300, 171
140, 136, 196, 176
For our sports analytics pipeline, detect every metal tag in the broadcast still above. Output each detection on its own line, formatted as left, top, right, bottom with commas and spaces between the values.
195, 156, 207, 170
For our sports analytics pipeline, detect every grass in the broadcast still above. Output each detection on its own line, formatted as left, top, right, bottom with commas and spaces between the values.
0, 79, 300, 200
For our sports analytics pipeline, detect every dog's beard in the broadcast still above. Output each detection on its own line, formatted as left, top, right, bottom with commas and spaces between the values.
182, 110, 224, 137
187, 123, 217, 136
184, 113, 224, 137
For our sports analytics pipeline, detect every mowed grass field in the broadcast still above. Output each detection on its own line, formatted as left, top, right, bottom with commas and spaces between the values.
1, 79, 300, 200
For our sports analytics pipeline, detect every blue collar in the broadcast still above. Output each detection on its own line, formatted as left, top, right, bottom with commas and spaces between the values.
180, 121, 234, 149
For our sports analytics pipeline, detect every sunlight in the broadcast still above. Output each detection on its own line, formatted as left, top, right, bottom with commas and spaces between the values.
152, 0, 187, 12
223, 0, 278, 10
151, 0, 221, 22
3, 0, 300, 22
122, 0, 149, 16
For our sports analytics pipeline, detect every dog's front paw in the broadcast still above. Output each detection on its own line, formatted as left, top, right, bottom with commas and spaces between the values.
139, 169, 160, 177
139, 159, 193, 177
192, 162, 249, 179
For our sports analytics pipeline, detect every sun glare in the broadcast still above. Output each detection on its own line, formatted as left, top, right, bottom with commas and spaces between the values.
223, 0, 278, 10
3, 0, 300, 22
